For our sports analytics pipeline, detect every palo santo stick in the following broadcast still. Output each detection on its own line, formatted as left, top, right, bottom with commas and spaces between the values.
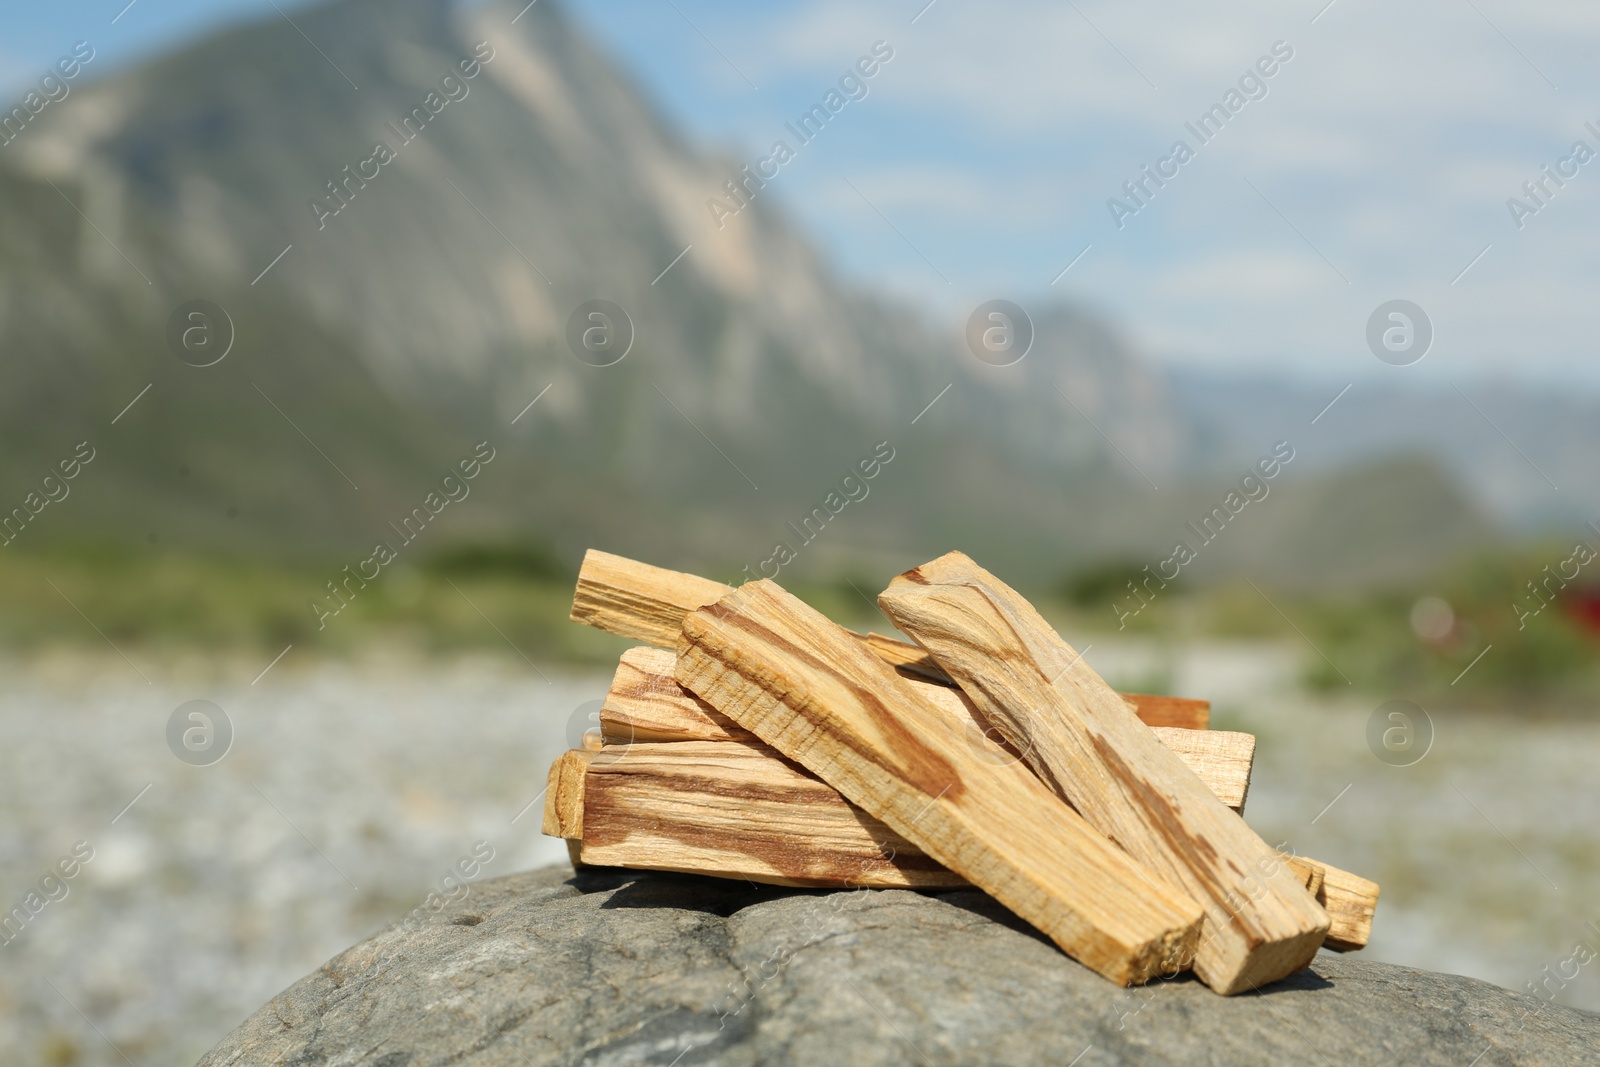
570, 550, 733, 650
600, 645, 749, 744
1149, 728, 1253, 812
1121, 693, 1209, 731
601, 647, 1252, 812
542, 749, 593, 839
574, 550, 1210, 728
879, 553, 1330, 994
674, 579, 1204, 986
571, 549, 955, 679
567, 740, 964, 889
1287, 857, 1378, 953
1288, 856, 1326, 899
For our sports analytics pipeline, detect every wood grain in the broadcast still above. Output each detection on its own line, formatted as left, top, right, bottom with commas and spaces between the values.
601, 646, 1252, 811
672, 578, 1204, 986
1288, 857, 1378, 952
1287, 855, 1326, 899
566, 740, 964, 889
574, 551, 1210, 728
858, 631, 954, 684
1122, 694, 1210, 731
569, 550, 732, 649
879, 552, 1330, 994
541, 748, 592, 839
601, 646, 749, 744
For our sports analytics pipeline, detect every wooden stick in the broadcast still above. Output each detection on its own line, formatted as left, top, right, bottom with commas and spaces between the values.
600, 646, 749, 744
541, 748, 592, 839
1290, 856, 1327, 899
564, 740, 965, 889
673, 579, 1204, 986
601, 646, 1252, 811
570, 550, 733, 650
1122, 693, 1209, 730
879, 553, 1330, 994
567, 553, 1372, 951
1287, 857, 1378, 953
574, 550, 1210, 728
570, 549, 957, 678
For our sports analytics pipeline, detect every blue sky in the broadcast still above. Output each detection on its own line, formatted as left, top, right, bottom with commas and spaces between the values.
6, 0, 1600, 389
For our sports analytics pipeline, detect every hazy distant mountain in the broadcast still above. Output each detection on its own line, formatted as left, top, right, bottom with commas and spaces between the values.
1170, 371, 1596, 533
0, 0, 1496, 588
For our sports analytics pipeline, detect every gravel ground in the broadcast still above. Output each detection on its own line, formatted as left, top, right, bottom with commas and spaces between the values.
0, 648, 583, 1067
1, 641, 1597, 1065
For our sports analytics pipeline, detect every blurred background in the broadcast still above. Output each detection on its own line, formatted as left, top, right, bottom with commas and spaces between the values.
3, 0, 1599, 1061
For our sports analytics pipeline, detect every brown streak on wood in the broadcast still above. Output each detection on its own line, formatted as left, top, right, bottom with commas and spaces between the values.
602, 646, 752, 744
715, 607, 967, 802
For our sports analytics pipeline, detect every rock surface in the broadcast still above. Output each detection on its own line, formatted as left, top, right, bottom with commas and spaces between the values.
200, 866, 1599, 1066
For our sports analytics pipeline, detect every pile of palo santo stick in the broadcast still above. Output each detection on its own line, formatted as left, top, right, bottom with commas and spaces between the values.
544, 550, 1378, 993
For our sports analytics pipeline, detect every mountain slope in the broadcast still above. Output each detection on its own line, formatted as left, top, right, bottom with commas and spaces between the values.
0, 0, 1491, 588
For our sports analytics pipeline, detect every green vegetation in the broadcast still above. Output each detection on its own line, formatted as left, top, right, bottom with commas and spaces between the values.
1291, 547, 1600, 708
1049, 542, 1600, 710
0, 542, 626, 666
1058, 557, 1186, 609
6, 540, 1596, 708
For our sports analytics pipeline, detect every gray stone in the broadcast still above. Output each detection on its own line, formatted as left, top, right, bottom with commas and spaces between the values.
199, 866, 1599, 1066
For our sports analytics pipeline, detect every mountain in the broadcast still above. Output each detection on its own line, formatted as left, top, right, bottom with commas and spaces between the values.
0, 0, 1493, 589
1170, 371, 1597, 533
